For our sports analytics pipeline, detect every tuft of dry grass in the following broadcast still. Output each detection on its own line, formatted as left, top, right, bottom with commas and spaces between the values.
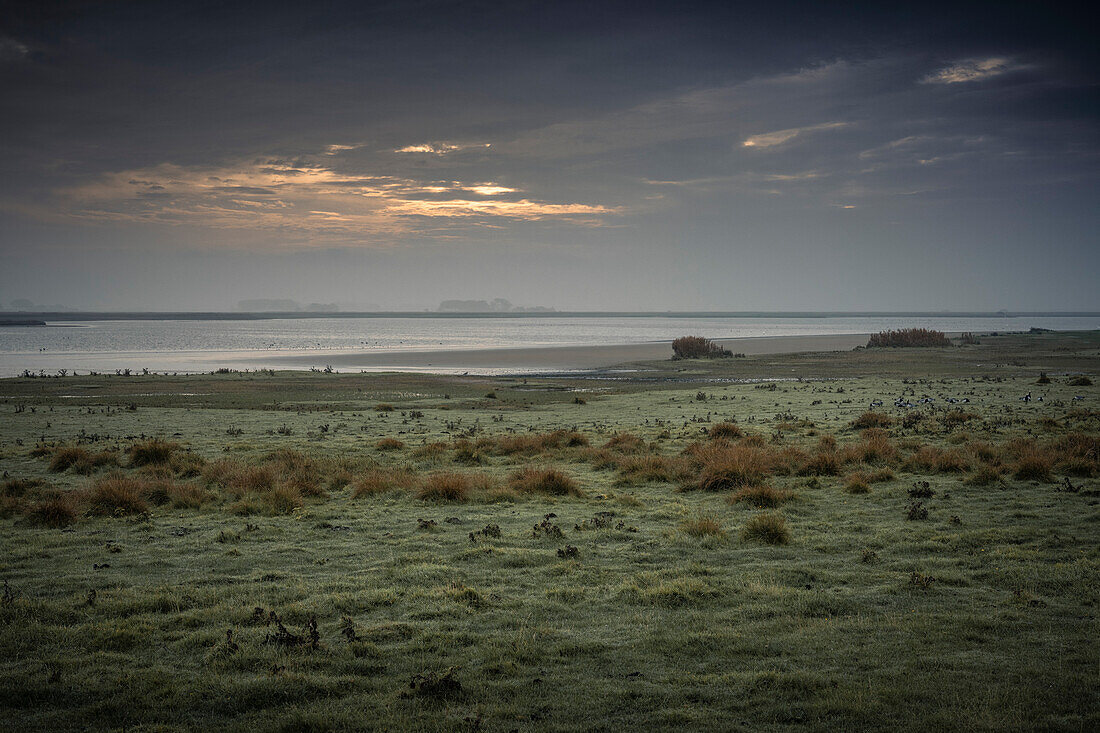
48, 446, 92, 473
681, 515, 725, 538
729, 483, 794, 508
412, 442, 449, 459
798, 450, 840, 477
850, 411, 893, 430
943, 411, 977, 429
966, 464, 1004, 486
696, 444, 773, 490
227, 465, 278, 495
495, 430, 587, 456
1008, 440, 1054, 482
26, 494, 79, 527
603, 433, 647, 454
708, 422, 743, 440
418, 472, 471, 502
904, 446, 969, 473
167, 483, 210, 509
741, 512, 790, 545
266, 485, 304, 514
352, 469, 420, 498
84, 474, 150, 516
375, 437, 405, 451
508, 467, 584, 497
616, 454, 692, 485
843, 474, 871, 494
127, 438, 180, 467
841, 428, 896, 464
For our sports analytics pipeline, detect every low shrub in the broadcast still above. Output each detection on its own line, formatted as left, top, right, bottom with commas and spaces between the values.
672, 336, 732, 359
741, 512, 790, 545
867, 328, 951, 348
943, 412, 977, 428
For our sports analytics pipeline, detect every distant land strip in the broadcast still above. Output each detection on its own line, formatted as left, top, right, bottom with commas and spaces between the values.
2, 311, 1099, 322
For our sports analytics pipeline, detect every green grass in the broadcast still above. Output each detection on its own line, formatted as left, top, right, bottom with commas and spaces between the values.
0, 331, 1097, 730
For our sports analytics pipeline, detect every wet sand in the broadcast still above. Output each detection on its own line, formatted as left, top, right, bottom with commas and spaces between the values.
250, 333, 871, 372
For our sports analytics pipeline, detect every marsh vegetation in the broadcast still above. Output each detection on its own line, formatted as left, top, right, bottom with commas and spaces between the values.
0, 331, 1097, 730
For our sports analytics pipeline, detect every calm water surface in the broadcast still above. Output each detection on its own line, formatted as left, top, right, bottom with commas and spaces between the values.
0, 315, 1095, 375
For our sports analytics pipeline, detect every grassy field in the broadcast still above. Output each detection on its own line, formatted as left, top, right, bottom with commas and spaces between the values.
1, 331, 1097, 731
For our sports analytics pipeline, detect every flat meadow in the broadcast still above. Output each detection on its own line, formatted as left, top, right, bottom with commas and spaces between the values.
0, 331, 1097, 731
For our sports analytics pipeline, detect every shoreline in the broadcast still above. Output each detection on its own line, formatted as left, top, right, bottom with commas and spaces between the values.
225, 333, 873, 372
0, 333, 872, 377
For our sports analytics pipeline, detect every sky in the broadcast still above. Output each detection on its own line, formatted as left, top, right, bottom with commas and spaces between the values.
0, 0, 1097, 312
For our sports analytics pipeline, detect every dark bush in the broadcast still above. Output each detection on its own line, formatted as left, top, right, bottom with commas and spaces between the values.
672, 336, 732, 359
867, 328, 951, 348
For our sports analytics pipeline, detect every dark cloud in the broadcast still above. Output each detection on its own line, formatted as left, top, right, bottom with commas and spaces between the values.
0, 1, 1096, 310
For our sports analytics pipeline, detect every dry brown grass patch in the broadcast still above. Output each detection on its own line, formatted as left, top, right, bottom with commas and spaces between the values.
681, 515, 725, 538
697, 444, 774, 490
48, 446, 92, 473
729, 483, 794, 507
850, 411, 893, 430
603, 433, 647, 454
508, 467, 584, 497
708, 422, 743, 440
352, 468, 420, 498
84, 474, 150, 516
26, 495, 79, 527
616, 454, 692, 485
741, 512, 790, 545
127, 438, 180, 466
418, 472, 472, 501
904, 446, 969, 473
376, 437, 405, 451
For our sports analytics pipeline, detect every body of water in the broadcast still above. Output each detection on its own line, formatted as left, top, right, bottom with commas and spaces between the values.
0, 315, 1095, 376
